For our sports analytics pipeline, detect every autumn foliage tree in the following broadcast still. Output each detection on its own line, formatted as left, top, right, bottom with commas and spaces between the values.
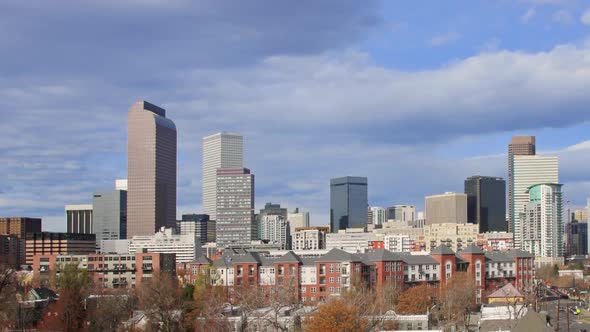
304, 297, 368, 332
439, 272, 477, 330
138, 271, 183, 332
396, 284, 435, 315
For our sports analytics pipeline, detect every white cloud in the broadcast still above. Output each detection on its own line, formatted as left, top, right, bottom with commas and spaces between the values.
521, 8, 536, 23
581, 9, 590, 26
429, 32, 460, 47
553, 9, 573, 25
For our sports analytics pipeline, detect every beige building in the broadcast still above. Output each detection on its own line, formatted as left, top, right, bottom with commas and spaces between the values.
423, 223, 479, 252
425, 192, 467, 225
292, 226, 328, 250
127, 101, 177, 237
508, 136, 536, 233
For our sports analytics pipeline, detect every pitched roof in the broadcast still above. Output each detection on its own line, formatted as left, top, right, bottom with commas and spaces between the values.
488, 283, 523, 298
276, 251, 302, 263
485, 251, 514, 263
400, 253, 438, 265
316, 248, 354, 262
194, 255, 212, 265
511, 310, 552, 332
364, 249, 403, 262
460, 243, 485, 255
430, 244, 455, 255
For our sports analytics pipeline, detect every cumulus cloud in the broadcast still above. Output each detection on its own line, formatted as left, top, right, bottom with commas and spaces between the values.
521, 8, 536, 23
429, 32, 460, 46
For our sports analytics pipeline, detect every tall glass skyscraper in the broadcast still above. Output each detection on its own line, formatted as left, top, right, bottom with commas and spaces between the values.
127, 101, 177, 237
93, 189, 127, 242
330, 176, 368, 232
202, 133, 243, 221
464, 176, 506, 232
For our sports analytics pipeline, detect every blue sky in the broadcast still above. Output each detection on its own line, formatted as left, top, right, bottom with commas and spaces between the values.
1, 0, 590, 231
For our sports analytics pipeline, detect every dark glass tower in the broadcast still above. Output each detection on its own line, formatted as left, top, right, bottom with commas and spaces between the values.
464, 176, 506, 232
330, 176, 368, 232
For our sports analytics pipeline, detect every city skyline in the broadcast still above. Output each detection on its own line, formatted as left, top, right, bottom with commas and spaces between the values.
3, 1, 590, 231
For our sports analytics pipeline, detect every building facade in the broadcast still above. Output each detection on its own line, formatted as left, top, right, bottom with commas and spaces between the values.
425, 192, 467, 225
202, 132, 244, 221
566, 222, 587, 256
369, 207, 387, 226
32, 252, 176, 289
127, 101, 177, 237
511, 155, 559, 248
330, 176, 368, 232
0, 217, 42, 267
216, 168, 255, 248
521, 183, 564, 258
508, 136, 536, 233
178, 214, 215, 243
326, 229, 378, 252
65, 205, 93, 234
0, 235, 20, 267
383, 234, 412, 253
258, 215, 290, 250
128, 227, 201, 263
387, 205, 416, 222
465, 176, 506, 232
287, 208, 310, 237
25, 232, 96, 265
292, 226, 329, 251
93, 189, 127, 242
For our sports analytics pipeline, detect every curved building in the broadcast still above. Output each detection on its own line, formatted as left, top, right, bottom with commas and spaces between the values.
127, 101, 177, 237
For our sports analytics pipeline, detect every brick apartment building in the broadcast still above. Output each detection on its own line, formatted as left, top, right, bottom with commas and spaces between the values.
179, 243, 534, 305
32, 251, 176, 289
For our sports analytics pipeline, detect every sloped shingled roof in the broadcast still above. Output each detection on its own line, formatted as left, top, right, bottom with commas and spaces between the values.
430, 244, 455, 255
488, 282, 523, 298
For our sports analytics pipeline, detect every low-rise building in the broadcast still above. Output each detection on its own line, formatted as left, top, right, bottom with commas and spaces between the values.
326, 229, 380, 252
292, 226, 328, 251
128, 227, 201, 263
383, 234, 411, 252
32, 251, 176, 288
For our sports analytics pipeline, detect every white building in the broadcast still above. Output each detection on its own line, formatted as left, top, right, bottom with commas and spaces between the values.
387, 205, 416, 222
202, 132, 243, 221
259, 215, 289, 250
512, 155, 558, 248
128, 227, 202, 263
287, 208, 310, 236
215, 168, 255, 248
326, 229, 380, 253
384, 234, 411, 252
292, 227, 328, 250
522, 183, 563, 258
115, 179, 128, 191
369, 207, 387, 226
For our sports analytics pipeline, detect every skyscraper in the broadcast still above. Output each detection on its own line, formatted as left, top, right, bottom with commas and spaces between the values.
202, 132, 243, 221
127, 101, 177, 237
330, 176, 368, 232
386, 205, 416, 222
65, 205, 93, 234
287, 208, 310, 235
369, 206, 387, 226
93, 189, 127, 242
512, 155, 558, 248
508, 136, 536, 232
216, 168, 255, 247
464, 176, 506, 232
522, 183, 563, 258
425, 193, 467, 225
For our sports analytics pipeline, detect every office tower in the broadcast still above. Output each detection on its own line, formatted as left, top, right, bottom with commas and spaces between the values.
115, 179, 128, 191
25, 232, 96, 264
256, 202, 288, 240
216, 168, 255, 248
292, 226, 328, 250
386, 205, 416, 222
0, 235, 20, 268
508, 136, 536, 232
572, 209, 588, 223
566, 222, 587, 256
127, 101, 177, 237
369, 207, 387, 226
258, 215, 290, 250
330, 176, 368, 232
0, 217, 42, 237
178, 214, 216, 243
464, 176, 506, 232
288, 208, 310, 235
65, 205, 93, 234
202, 132, 244, 221
521, 183, 563, 258
425, 193, 467, 225
512, 155, 558, 248
93, 189, 127, 243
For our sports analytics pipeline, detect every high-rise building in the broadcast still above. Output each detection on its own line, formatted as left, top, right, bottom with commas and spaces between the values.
216, 168, 255, 248
178, 214, 216, 243
386, 205, 415, 222
425, 193, 467, 225
508, 136, 536, 232
127, 101, 177, 237
566, 222, 587, 256
521, 183, 563, 258
93, 189, 127, 242
25, 232, 96, 264
65, 205, 93, 234
330, 176, 368, 232
369, 207, 387, 226
288, 208, 310, 235
0, 217, 42, 238
572, 209, 588, 223
202, 132, 243, 221
258, 215, 290, 250
464, 176, 506, 232
291, 226, 328, 250
512, 155, 558, 248
0, 235, 21, 268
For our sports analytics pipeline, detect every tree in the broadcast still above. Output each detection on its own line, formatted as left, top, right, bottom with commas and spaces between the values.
38, 263, 92, 332
87, 289, 138, 332
304, 297, 368, 332
0, 264, 17, 328
439, 272, 477, 331
138, 271, 182, 332
536, 264, 558, 284
185, 267, 230, 332
396, 284, 434, 315
377, 280, 403, 313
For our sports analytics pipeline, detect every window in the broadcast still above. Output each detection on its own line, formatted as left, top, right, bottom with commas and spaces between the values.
329, 277, 334, 283
329, 264, 334, 273
270, 268, 275, 274
278, 266, 284, 276
301, 287, 306, 292
311, 287, 317, 293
